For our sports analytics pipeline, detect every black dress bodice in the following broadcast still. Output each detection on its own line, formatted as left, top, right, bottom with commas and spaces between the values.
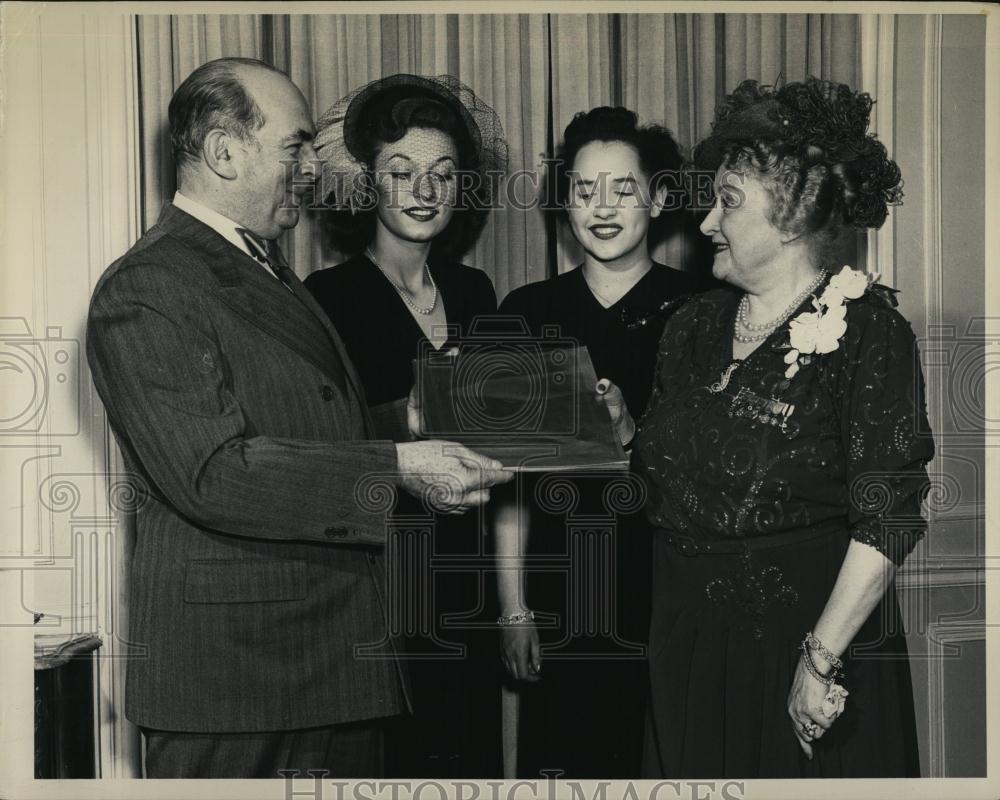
305, 253, 498, 406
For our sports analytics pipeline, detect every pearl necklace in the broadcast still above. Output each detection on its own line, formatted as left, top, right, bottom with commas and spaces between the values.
733, 270, 827, 343
365, 247, 438, 315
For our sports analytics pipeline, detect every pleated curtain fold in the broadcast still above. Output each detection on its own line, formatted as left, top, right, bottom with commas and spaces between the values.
138, 15, 264, 229
137, 12, 863, 298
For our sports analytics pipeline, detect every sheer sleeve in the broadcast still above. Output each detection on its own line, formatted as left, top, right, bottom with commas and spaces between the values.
638, 295, 700, 423
840, 300, 935, 566
641, 347, 671, 425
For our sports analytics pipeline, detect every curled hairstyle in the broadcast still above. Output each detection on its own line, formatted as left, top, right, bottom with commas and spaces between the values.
169, 57, 283, 170
323, 94, 484, 260
555, 106, 684, 216
695, 78, 903, 262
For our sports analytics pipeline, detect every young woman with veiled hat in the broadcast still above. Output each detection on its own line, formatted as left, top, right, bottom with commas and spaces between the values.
306, 73, 509, 778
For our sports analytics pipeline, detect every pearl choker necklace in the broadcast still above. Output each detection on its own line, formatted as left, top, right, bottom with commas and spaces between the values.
733, 270, 827, 344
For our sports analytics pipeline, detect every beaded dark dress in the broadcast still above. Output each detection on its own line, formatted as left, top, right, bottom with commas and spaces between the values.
498, 262, 703, 778
632, 281, 934, 778
305, 253, 501, 777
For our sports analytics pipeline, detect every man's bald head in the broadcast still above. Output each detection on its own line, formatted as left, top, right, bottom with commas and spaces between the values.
168, 56, 318, 239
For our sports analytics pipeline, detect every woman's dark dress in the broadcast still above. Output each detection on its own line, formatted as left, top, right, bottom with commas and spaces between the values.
632, 283, 934, 777
497, 262, 702, 778
305, 253, 501, 778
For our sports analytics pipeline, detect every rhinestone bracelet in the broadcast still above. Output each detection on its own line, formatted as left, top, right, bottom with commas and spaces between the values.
805, 631, 844, 671
497, 610, 535, 626
799, 640, 840, 686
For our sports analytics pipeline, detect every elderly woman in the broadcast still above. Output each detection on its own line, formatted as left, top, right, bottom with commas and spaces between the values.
627, 78, 934, 777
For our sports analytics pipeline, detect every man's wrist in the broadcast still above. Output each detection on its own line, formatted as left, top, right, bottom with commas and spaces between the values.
393, 442, 409, 481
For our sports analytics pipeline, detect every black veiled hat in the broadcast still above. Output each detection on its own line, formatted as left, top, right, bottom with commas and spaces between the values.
314, 73, 509, 208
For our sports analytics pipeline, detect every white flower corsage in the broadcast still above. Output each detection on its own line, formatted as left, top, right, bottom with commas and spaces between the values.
783, 265, 879, 379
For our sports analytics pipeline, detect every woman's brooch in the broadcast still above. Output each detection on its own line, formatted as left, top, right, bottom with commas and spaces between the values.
708, 361, 794, 432
709, 360, 741, 393
622, 294, 693, 330
729, 388, 796, 432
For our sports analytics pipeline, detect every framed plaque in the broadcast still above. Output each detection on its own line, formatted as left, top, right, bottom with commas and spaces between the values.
416, 344, 628, 472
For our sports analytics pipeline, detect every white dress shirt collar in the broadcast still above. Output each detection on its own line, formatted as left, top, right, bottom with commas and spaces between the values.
172, 191, 260, 264
172, 192, 295, 292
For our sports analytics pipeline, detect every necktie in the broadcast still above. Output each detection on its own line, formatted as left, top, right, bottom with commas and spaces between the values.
236, 227, 296, 287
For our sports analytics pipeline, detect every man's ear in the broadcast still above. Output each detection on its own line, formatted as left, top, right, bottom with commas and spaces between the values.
203, 129, 238, 180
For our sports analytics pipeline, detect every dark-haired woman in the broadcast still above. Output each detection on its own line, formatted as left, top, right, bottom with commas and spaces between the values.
493, 107, 705, 778
620, 78, 934, 778
306, 74, 508, 778
307, 74, 506, 407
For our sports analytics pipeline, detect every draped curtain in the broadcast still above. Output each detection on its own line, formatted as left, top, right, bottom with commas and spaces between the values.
138, 13, 862, 298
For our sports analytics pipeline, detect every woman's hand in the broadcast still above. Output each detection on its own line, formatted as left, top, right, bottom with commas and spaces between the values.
596, 379, 635, 447
405, 384, 424, 440
787, 653, 838, 759
500, 619, 541, 683
786, 543, 896, 759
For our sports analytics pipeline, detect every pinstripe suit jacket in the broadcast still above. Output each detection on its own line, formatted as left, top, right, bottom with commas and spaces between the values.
86, 204, 410, 733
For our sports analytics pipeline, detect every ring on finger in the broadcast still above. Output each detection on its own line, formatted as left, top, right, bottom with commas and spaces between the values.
801, 721, 818, 737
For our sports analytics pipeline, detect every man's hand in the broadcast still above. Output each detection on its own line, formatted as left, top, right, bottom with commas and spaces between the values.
596, 378, 635, 447
395, 440, 513, 513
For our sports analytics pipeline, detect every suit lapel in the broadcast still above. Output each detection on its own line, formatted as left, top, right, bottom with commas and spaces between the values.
280, 269, 371, 408
157, 205, 359, 397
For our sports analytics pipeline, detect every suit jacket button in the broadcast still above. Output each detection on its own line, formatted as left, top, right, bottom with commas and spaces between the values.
320, 385, 335, 401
